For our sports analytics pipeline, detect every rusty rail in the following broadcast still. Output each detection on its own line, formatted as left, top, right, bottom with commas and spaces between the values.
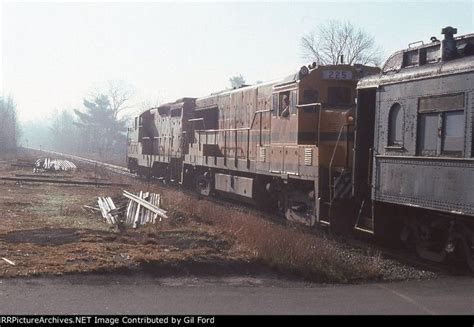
0, 176, 130, 187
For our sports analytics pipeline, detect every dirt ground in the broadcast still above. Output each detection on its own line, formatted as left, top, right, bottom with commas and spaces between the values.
0, 151, 253, 278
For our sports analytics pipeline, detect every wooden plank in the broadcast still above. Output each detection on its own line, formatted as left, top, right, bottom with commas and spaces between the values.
133, 191, 143, 228
1, 257, 15, 265
123, 190, 168, 219
83, 205, 101, 212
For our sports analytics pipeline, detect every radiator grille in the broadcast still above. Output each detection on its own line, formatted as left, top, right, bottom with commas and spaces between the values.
304, 148, 313, 166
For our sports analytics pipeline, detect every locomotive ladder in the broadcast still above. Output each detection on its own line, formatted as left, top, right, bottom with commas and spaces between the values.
318, 123, 350, 226
354, 199, 375, 234
354, 147, 375, 234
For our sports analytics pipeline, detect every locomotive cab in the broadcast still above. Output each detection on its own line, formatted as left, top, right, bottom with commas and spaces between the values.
269, 64, 379, 227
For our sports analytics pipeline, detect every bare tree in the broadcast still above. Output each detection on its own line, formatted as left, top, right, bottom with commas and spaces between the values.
89, 80, 135, 120
138, 97, 162, 113
229, 75, 246, 89
107, 80, 135, 119
301, 20, 382, 66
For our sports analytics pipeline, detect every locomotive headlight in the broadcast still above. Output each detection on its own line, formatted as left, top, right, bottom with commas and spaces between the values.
299, 66, 309, 79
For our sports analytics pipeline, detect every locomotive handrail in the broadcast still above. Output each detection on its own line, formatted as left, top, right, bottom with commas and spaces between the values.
374, 154, 474, 162
194, 109, 273, 133
195, 127, 250, 132
296, 102, 322, 108
193, 109, 272, 167
250, 109, 272, 130
328, 123, 350, 202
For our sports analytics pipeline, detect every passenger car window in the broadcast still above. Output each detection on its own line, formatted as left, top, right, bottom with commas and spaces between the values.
388, 103, 403, 146
442, 111, 464, 156
417, 93, 465, 157
418, 113, 438, 155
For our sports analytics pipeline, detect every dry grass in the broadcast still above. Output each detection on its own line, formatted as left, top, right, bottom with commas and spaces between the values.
153, 188, 384, 283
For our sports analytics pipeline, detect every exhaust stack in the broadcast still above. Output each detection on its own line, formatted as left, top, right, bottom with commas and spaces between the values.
441, 26, 458, 61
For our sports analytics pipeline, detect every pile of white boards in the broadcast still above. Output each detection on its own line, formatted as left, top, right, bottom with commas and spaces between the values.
123, 190, 168, 228
34, 158, 77, 172
88, 190, 168, 228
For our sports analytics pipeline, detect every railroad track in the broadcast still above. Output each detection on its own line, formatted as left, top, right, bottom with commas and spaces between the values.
23, 148, 471, 275
335, 234, 465, 275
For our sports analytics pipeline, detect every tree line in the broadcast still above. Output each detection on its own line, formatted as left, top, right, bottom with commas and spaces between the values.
0, 96, 19, 153
21, 81, 134, 164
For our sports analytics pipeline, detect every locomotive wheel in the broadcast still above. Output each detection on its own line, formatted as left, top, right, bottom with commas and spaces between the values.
128, 160, 138, 174
196, 175, 212, 196
255, 182, 277, 213
284, 190, 314, 227
277, 192, 287, 217
414, 224, 447, 263
137, 166, 147, 178
374, 210, 404, 247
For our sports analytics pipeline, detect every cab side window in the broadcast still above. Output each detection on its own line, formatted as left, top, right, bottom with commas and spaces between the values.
273, 91, 296, 118
272, 94, 278, 117
279, 91, 290, 117
290, 90, 297, 115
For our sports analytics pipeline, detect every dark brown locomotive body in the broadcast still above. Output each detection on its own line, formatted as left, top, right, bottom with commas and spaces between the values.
183, 64, 378, 226
127, 97, 196, 181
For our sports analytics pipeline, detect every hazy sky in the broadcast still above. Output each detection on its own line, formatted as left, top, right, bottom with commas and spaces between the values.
1, 0, 473, 122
